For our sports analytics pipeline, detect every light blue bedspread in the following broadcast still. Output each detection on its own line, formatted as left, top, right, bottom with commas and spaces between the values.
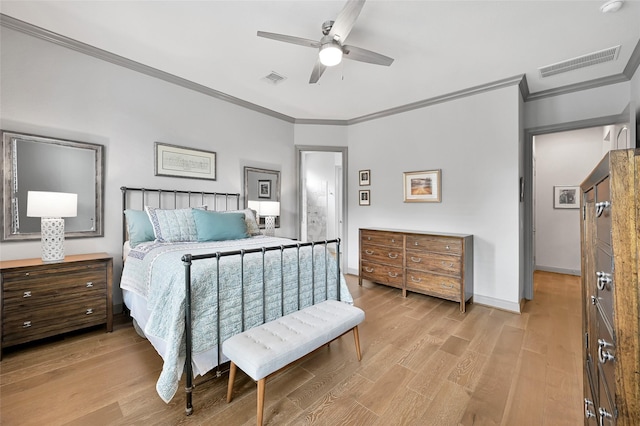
120, 236, 351, 402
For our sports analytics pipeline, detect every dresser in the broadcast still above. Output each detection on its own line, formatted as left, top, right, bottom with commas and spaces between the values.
359, 228, 473, 312
0, 253, 113, 359
580, 149, 639, 425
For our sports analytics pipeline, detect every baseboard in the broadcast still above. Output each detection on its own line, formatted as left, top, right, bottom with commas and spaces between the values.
535, 265, 581, 276
473, 294, 522, 313
346, 267, 359, 276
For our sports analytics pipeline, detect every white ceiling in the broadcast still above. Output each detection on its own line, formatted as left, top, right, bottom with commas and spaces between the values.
1, 1, 639, 121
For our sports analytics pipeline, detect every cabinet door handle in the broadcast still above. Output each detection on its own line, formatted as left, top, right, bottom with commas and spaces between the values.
23, 321, 32, 328
597, 339, 614, 364
410, 276, 421, 283
23, 291, 32, 298
365, 250, 374, 255
364, 267, 374, 273
388, 272, 398, 278
86, 281, 94, 288
410, 257, 422, 263
388, 253, 398, 259
595, 201, 610, 217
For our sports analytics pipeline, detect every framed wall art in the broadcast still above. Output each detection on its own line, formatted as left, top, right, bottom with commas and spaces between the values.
553, 185, 579, 209
359, 169, 370, 186
403, 169, 441, 202
258, 179, 271, 198
155, 142, 216, 180
359, 190, 370, 206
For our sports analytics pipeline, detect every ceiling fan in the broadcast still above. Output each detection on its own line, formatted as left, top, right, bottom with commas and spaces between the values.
257, 0, 394, 84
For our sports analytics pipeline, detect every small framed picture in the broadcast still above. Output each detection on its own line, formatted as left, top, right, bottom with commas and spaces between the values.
403, 169, 441, 203
359, 169, 371, 186
258, 180, 271, 198
553, 185, 579, 209
359, 190, 370, 206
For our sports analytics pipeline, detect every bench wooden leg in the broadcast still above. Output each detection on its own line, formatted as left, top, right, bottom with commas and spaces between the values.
227, 362, 237, 403
353, 326, 362, 361
257, 378, 266, 426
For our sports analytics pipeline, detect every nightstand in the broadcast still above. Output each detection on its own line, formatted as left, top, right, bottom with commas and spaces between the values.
0, 253, 113, 359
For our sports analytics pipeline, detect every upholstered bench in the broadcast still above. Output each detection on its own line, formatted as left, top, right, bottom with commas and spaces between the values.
222, 299, 365, 426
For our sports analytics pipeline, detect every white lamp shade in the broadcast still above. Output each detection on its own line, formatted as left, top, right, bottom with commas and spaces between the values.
27, 191, 78, 218
259, 201, 280, 217
247, 200, 261, 213
319, 43, 343, 66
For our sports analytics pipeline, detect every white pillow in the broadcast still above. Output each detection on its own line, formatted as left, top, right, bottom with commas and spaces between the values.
145, 206, 198, 242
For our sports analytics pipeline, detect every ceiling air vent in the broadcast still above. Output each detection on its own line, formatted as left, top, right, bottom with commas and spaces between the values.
262, 71, 286, 85
539, 45, 620, 78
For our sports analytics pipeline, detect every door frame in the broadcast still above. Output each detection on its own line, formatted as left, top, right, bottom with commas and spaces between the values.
295, 145, 348, 264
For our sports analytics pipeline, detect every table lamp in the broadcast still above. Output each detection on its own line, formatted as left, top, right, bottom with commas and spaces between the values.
27, 191, 78, 262
259, 201, 280, 237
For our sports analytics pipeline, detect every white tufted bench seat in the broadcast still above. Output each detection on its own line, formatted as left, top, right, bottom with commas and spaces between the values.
222, 299, 365, 426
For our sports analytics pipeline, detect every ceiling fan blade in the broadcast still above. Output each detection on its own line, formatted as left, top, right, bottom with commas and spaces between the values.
343, 45, 394, 66
329, 0, 366, 42
309, 58, 327, 84
257, 31, 320, 49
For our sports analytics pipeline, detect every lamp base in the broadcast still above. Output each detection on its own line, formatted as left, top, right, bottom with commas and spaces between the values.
41, 217, 65, 262
264, 216, 276, 237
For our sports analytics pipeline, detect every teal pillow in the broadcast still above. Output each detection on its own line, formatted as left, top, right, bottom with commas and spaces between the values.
193, 209, 249, 242
124, 209, 155, 247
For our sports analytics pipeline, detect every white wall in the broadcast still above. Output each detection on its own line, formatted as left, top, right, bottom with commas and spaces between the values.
346, 86, 522, 311
0, 27, 295, 308
533, 127, 604, 275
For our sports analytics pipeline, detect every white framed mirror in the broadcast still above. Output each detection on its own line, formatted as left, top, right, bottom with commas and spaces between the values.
1, 130, 104, 241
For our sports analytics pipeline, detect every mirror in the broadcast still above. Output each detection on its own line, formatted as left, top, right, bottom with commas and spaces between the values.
244, 166, 280, 229
2, 131, 104, 241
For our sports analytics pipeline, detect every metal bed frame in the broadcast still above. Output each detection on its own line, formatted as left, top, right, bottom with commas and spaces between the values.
121, 186, 343, 415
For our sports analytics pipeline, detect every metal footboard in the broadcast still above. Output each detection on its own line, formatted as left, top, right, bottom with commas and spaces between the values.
181, 239, 342, 415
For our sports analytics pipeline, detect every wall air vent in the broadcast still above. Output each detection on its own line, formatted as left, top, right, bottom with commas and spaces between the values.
539, 45, 620, 78
263, 71, 286, 85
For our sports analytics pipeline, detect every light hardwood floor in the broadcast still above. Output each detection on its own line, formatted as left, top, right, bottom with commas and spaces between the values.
0, 271, 582, 425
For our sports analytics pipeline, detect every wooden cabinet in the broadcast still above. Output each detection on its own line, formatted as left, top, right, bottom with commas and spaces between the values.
1, 253, 113, 359
359, 228, 473, 312
580, 149, 639, 425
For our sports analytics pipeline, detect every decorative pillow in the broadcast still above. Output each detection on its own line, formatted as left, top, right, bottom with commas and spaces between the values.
193, 209, 248, 242
145, 206, 199, 243
124, 209, 155, 247
221, 208, 261, 236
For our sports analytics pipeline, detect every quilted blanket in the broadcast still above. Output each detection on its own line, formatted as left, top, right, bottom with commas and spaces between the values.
120, 236, 351, 402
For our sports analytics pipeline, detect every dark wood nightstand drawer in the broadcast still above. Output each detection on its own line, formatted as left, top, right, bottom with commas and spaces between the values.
360, 260, 403, 289
361, 243, 403, 267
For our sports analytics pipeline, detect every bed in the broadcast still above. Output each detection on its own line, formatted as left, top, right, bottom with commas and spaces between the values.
119, 187, 352, 414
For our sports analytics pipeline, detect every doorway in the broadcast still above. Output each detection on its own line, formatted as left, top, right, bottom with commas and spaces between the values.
296, 146, 348, 265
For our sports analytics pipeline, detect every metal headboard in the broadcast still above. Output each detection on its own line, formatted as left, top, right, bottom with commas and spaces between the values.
120, 186, 241, 245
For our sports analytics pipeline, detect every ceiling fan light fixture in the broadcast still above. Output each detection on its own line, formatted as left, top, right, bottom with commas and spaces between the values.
319, 42, 343, 66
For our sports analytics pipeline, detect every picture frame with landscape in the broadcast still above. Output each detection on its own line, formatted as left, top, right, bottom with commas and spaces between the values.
403, 169, 441, 203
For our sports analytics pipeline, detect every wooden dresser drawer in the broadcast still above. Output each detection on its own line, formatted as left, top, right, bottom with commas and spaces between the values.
360, 230, 404, 248
406, 252, 461, 276
406, 235, 462, 255
360, 260, 403, 289
405, 270, 461, 301
361, 244, 403, 266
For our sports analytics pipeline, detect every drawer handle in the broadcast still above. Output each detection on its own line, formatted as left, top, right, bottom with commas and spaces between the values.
597, 339, 614, 364
388, 253, 398, 259
595, 271, 611, 290
86, 281, 94, 288
365, 250, 374, 255
410, 257, 422, 263
598, 407, 613, 426
410, 276, 421, 283
388, 272, 398, 278
24, 272, 30, 276
414, 242, 419, 246
441, 261, 454, 268
590, 295, 597, 305
367, 237, 371, 241
584, 399, 596, 419
445, 245, 450, 250
441, 283, 454, 288
23, 321, 32, 328
86, 308, 94, 315
23, 291, 32, 298
391, 239, 396, 243
364, 267, 374, 273
595, 201, 610, 217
